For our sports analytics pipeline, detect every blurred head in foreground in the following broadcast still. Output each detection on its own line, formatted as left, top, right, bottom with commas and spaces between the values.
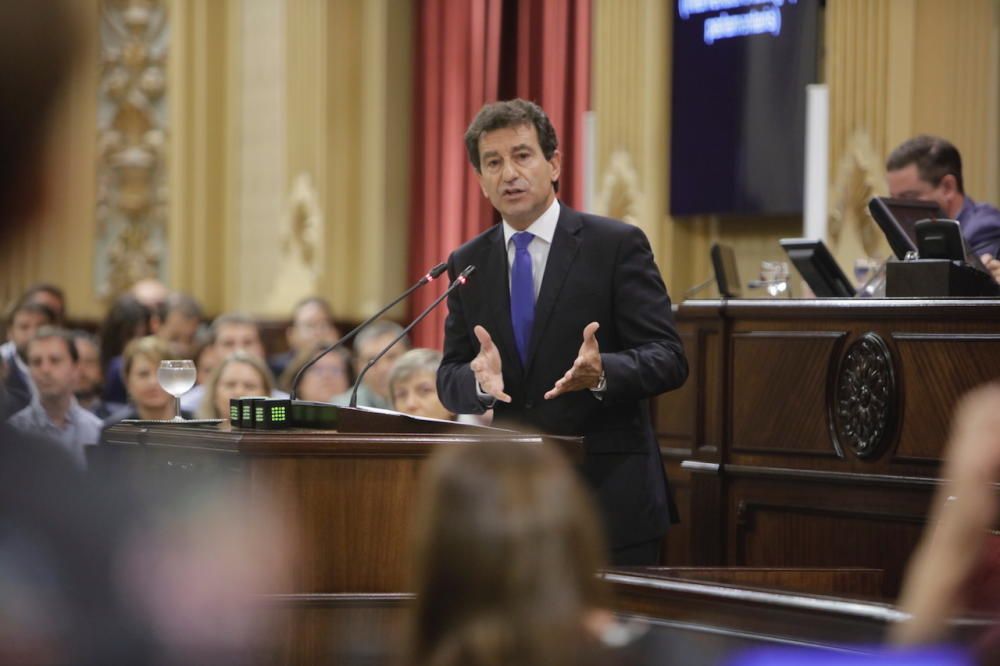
409, 441, 608, 666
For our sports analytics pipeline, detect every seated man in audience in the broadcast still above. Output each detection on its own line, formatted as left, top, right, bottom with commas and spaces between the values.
156, 291, 203, 358
885, 135, 1000, 279
71, 330, 122, 419
331, 320, 409, 409
1, 300, 57, 416
7, 327, 102, 467
388, 348, 455, 421
268, 296, 340, 379
21, 283, 66, 325
181, 313, 283, 412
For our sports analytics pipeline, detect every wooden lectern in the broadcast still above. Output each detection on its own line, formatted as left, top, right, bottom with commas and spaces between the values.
99, 407, 582, 595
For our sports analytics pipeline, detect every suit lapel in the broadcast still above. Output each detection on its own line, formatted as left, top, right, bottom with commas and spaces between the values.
525, 205, 582, 373
480, 226, 522, 377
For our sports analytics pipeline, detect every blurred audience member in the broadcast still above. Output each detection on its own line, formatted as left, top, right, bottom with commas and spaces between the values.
893, 384, 1000, 647
197, 351, 275, 421
0, 5, 293, 663
389, 348, 454, 420
279, 344, 352, 402
21, 283, 66, 324
7, 327, 101, 467
99, 294, 152, 404
71, 330, 122, 419
182, 313, 267, 413
130, 277, 170, 332
409, 441, 616, 666
332, 319, 409, 409
269, 296, 340, 378
1, 300, 56, 415
194, 331, 219, 387
212, 312, 266, 359
104, 336, 188, 428
157, 292, 203, 358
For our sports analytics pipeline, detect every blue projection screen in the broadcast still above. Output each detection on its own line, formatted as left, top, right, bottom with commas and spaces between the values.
670, 0, 820, 217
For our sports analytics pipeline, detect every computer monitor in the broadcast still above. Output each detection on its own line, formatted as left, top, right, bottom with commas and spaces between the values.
780, 238, 856, 298
867, 197, 944, 260
710, 243, 742, 298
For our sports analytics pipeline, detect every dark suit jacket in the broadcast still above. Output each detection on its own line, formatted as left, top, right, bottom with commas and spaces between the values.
437, 204, 688, 548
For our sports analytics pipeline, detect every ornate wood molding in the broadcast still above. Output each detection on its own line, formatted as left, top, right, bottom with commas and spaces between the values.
96, 0, 169, 299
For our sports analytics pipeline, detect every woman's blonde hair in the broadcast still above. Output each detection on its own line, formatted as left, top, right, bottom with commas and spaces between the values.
409, 441, 608, 666
121, 335, 174, 380
196, 351, 274, 419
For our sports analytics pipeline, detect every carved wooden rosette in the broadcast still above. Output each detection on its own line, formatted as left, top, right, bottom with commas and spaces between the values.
829, 332, 898, 460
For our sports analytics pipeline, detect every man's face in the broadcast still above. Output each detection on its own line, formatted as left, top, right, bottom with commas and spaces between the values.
214, 323, 264, 360
27, 337, 77, 402
159, 310, 200, 357
9, 310, 48, 356
287, 302, 336, 352
477, 123, 560, 230
73, 338, 102, 398
886, 163, 962, 218
355, 333, 406, 401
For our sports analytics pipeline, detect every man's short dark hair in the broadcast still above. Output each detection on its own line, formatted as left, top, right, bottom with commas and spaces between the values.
292, 296, 334, 323
29, 326, 78, 363
464, 99, 560, 190
886, 135, 965, 194
211, 312, 260, 337
164, 292, 203, 321
6, 300, 56, 328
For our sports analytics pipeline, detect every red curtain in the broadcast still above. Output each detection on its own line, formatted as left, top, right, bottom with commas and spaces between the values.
408, 0, 591, 349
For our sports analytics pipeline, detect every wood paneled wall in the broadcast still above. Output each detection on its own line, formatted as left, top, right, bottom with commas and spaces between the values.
592, 0, 999, 299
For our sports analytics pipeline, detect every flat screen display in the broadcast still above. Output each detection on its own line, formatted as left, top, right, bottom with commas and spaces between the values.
670, 0, 821, 216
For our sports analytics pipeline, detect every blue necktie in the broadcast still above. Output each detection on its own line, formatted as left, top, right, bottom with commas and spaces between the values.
510, 231, 535, 366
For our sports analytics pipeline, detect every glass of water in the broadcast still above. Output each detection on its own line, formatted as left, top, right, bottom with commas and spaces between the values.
158, 359, 197, 421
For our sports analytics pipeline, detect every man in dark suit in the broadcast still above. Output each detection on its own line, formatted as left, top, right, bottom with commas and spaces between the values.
437, 99, 688, 565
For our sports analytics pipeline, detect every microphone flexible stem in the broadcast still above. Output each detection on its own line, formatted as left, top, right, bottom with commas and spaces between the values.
349, 266, 474, 408
290, 262, 446, 400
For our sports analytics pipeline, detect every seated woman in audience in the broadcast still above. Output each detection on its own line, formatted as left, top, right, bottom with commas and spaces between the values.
388, 348, 455, 421
277, 345, 352, 402
197, 351, 274, 421
104, 336, 188, 426
99, 294, 153, 405
409, 440, 629, 666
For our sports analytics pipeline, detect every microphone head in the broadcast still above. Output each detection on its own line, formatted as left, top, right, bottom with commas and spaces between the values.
428, 262, 448, 280
459, 265, 476, 280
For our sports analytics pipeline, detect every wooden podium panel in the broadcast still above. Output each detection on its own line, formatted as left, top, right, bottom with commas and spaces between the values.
656, 299, 1000, 596
101, 421, 580, 594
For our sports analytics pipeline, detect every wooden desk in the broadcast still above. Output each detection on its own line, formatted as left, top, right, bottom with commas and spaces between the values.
100, 424, 580, 594
655, 299, 1000, 596
257, 568, 994, 665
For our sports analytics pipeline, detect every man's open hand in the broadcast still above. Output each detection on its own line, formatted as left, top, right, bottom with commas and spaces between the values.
470, 325, 511, 403
544, 322, 602, 400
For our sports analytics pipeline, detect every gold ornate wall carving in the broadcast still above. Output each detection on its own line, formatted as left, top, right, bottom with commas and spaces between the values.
264, 173, 325, 312
594, 150, 642, 227
96, 0, 169, 300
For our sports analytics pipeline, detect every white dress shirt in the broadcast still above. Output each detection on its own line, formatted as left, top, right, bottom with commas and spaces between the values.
501, 197, 560, 298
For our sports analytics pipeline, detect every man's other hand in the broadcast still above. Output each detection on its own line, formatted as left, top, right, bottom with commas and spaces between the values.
544, 322, 602, 400
470, 325, 511, 403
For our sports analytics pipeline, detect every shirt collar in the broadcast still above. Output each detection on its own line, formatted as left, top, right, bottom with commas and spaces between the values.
502, 198, 560, 247
28, 395, 81, 429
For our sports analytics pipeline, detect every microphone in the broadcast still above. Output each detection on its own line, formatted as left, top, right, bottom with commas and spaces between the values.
289, 262, 447, 400
349, 265, 475, 408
